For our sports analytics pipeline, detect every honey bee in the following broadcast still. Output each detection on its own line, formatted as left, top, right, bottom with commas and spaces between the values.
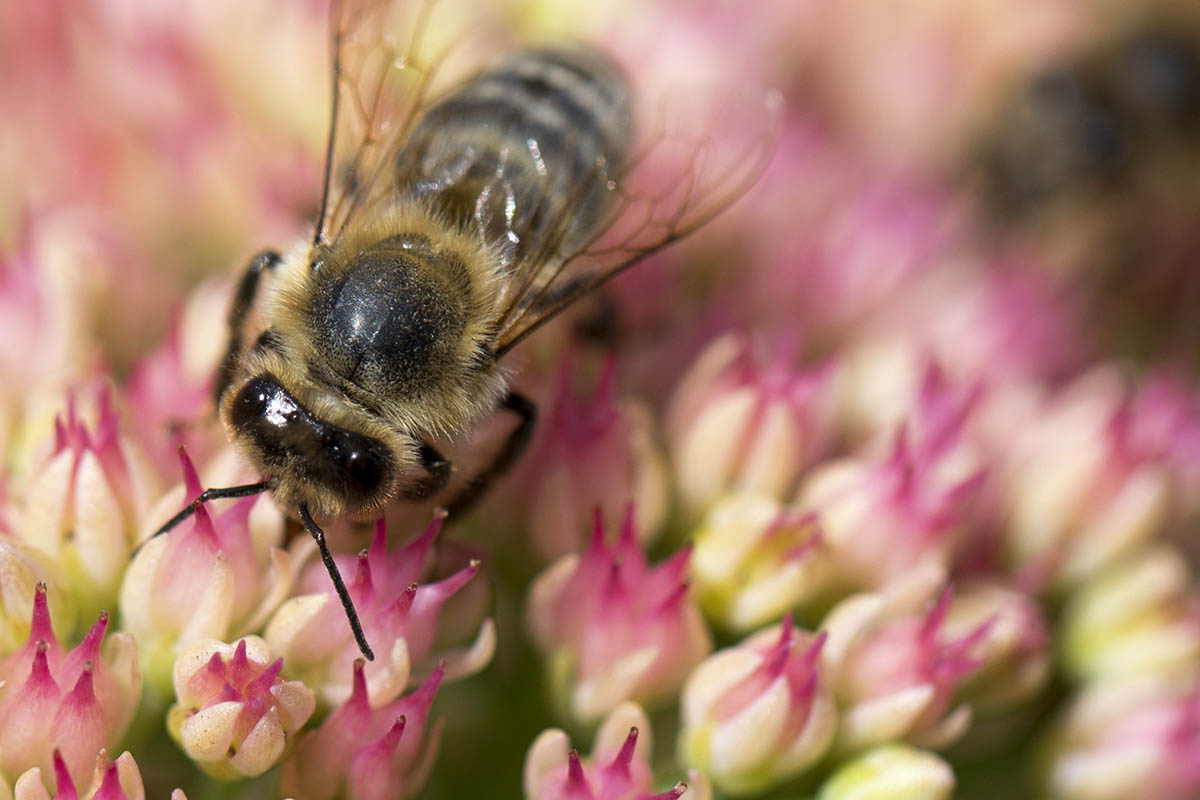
152, 0, 778, 660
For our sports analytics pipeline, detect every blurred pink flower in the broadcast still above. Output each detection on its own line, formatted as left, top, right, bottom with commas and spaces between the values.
527, 507, 711, 724
280, 658, 444, 800
1049, 677, 1200, 800
20, 386, 158, 628
0, 584, 140, 792
667, 333, 837, 517
266, 513, 494, 710
520, 357, 669, 562
679, 614, 836, 796
821, 578, 990, 752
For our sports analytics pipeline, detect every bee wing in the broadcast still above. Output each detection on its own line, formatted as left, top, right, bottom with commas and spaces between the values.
314, 0, 507, 247
489, 83, 783, 359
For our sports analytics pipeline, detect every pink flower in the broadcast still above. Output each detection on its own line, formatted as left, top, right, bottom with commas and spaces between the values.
525, 702, 703, 800
119, 448, 291, 693
527, 508, 711, 724
280, 659, 444, 800
1049, 677, 1200, 800
520, 357, 669, 562
265, 513, 494, 710
667, 334, 836, 517
167, 636, 314, 781
679, 615, 836, 796
797, 423, 984, 593
19, 386, 158, 628
10, 748, 145, 800
0, 584, 140, 791
821, 576, 991, 752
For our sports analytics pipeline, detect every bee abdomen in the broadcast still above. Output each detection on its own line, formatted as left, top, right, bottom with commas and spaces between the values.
401, 47, 632, 258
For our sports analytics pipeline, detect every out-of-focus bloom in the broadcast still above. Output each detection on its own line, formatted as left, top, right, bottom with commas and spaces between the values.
124, 278, 232, 474
815, 744, 955, 800
1061, 546, 1200, 685
690, 492, 830, 633
0, 540, 73, 655
820, 572, 986, 752
666, 334, 836, 518
527, 508, 710, 724
521, 358, 670, 562
943, 581, 1051, 713
266, 513, 494, 709
679, 614, 835, 797
1047, 676, 1200, 800
19, 387, 157, 628
10, 749, 145, 800
0, 584, 140, 791
1001, 367, 1179, 591
525, 701, 703, 800
119, 449, 290, 692
166, 636, 314, 781
280, 659, 444, 800
796, 423, 984, 593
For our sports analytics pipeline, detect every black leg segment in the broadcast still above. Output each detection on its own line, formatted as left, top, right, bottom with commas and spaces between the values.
299, 503, 375, 661
404, 441, 453, 499
446, 391, 538, 516
215, 249, 282, 407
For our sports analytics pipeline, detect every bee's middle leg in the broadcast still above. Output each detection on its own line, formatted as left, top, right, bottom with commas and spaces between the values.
445, 391, 538, 516
404, 441, 453, 500
214, 249, 281, 407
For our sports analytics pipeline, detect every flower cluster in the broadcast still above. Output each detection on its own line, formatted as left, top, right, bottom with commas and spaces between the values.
2, 0, 1200, 798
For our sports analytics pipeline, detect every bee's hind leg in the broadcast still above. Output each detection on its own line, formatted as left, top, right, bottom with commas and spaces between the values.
445, 391, 537, 516
214, 249, 281, 407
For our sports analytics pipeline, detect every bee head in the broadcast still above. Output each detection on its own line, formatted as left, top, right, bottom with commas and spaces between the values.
226, 374, 396, 517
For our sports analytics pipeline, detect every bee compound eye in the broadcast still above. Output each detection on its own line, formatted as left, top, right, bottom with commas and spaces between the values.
327, 430, 388, 503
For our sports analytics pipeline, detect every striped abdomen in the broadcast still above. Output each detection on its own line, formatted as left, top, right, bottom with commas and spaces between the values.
399, 47, 632, 265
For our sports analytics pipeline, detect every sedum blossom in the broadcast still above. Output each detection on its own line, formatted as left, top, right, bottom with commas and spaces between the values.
0, 540, 73, 655
1060, 545, 1200, 685
19, 388, 157, 628
815, 744, 955, 800
666, 334, 836, 518
9, 749, 145, 800
1000, 366, 1178, 591
0, 585, 140, 792
266, 513, 494, 710
166, 636, 314, 781
689, 492, 830, 633
280, 659, 444, 800
1047, 676, 1200, 800
524, 702, 705, 800
119, 448, 292, 692
820, 569, 989, 753
678, 614, 835, 797
527, 507, 711, 724
521, 357, 670, 562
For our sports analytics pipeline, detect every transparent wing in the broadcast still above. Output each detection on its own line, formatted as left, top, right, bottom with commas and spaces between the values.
313, 0, 507, 247
489, 83, 783, 359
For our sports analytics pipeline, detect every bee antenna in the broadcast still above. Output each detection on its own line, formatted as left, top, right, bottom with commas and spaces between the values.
142, 480, 274, 548
299, 503, 376, 661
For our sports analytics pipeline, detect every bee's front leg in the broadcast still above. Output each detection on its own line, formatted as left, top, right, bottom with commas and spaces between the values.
214, 249, 281, 407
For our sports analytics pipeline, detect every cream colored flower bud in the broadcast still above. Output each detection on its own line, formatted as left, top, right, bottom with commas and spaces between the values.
0, 540, 73, 653
167, 636, 315, 781
691, 492, 830, 632
816, 744, 955, 800
1061, 546, 1200, 684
